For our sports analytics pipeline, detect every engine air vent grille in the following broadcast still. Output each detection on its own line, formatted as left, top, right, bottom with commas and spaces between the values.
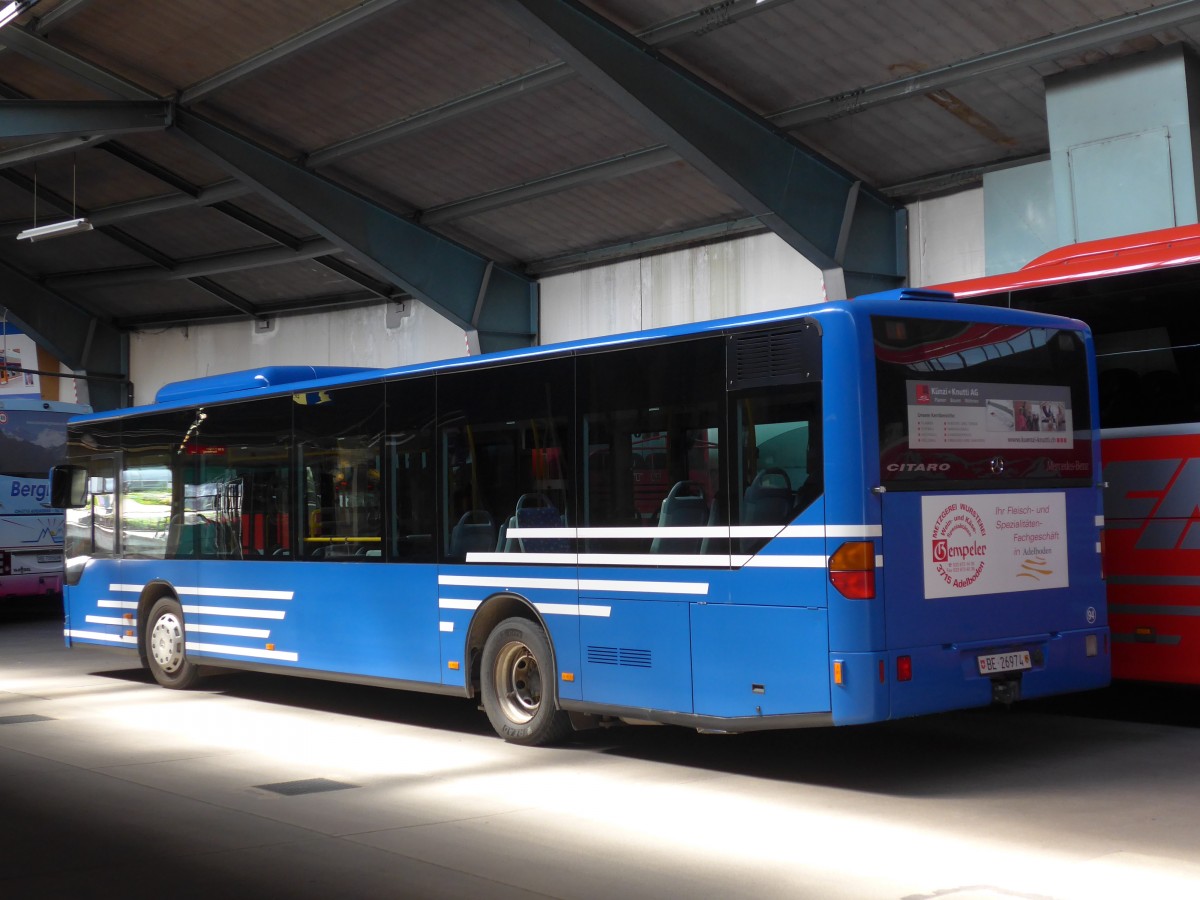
728, 322, 820, 389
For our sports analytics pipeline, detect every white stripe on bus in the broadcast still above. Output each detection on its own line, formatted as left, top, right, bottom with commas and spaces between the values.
85, 615, 130, 627
66, 629, 137, 645
465, 551, 752, 567
744, 554, 884, 568
438, 574, 709, 595
109, 583, 293, 601
181, 605, 286, 620
188, 623, 272, 639
505, 523, 882, 540
439, 597, 481, 610
185, 641, 298, 662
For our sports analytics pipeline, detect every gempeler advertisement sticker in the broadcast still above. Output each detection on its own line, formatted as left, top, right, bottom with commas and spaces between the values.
908, 380, 1072, 450
922, 492, 1069, 599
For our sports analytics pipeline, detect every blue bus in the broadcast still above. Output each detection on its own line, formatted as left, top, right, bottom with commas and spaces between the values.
52, 289, 1109, 744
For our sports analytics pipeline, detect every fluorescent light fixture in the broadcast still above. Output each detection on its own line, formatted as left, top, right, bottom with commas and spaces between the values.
0, 0, 38, 29
16, 217, 94, 242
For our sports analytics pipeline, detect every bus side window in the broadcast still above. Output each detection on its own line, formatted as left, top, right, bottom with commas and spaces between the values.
295, 383, 384, 562
437, 357, 574, 563
734, 386, 821, 552
578, 337, 725, 556
185, 398, 293, 561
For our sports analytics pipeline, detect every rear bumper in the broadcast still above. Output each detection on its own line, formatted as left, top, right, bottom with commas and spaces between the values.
831, 627, 1111, 724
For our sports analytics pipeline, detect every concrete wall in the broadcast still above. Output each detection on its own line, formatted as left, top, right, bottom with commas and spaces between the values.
128, 299, 466, 406
906, 187, 985, 287
127, 197, 987, 404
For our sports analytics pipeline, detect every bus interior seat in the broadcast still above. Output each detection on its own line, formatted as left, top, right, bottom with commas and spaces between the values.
743, 467, 793, 525
514, 492, 567, 552
698, 496, 725, 555
651, 481, 708, 553
450, 510, 495, 558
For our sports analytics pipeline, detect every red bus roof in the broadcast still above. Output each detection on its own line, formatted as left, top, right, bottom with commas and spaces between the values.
931, 224, 1200, 298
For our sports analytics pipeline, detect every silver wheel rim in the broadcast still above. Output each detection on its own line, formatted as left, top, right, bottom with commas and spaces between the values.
493, 639, 542, 725
150, 611, 185, 674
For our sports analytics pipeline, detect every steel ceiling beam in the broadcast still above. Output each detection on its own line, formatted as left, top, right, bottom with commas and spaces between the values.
774, 0, 1200, 128
305, 0, 794, 168
180, 0, 415, 105
0, 260, 127, 410
0, 99, 170, 138
639, 0, 799, 46
32, 0, 96, 33
306, 64, 574, 167
422, 146, 676, 225
0, 134, 106, 168
172, 108, 537, 353
0, 26, 157, 101
502, 0, 905, 299
527, 217, 767, 276
47, 238, 338, 290
115, 289, 382, 330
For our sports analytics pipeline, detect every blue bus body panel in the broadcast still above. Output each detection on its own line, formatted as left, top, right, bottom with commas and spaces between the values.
579, 597, 693, 712
692, 604, 830, 716
69, 559, 443, 684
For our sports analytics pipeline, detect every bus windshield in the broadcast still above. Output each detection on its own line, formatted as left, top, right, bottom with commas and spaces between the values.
874, 315, 1093, 491
0, 406, 71, 478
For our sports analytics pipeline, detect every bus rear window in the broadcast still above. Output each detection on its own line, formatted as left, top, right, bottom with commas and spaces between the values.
873, 315, 1093, 490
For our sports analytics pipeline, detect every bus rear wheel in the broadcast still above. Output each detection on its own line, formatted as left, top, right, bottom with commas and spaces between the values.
481, 617, 571, 745
145, 597, 199, 689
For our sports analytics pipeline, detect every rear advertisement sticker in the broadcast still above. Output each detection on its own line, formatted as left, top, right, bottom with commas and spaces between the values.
908, 380, 1072, 450
921, 492, 1068, 599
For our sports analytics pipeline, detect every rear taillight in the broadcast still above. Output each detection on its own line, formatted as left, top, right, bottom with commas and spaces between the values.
896, 655, 913, 682
829, 541, 876, 599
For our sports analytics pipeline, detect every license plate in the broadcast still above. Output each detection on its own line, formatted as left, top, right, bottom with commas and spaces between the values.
977, 650, 1032, 676
37, 554, 60, 564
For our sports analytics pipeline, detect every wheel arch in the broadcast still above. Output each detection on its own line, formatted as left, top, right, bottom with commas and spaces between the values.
135, 580, 183, 666
464, 592, 555, 701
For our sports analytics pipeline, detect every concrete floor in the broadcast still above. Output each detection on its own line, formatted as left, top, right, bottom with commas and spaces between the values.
3, 607, 1200, 899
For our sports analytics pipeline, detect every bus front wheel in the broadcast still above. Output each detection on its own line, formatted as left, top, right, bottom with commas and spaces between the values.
481, 617, 571, 745
145, 597, 199, 690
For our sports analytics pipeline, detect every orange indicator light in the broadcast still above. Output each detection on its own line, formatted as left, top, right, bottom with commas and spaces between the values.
833, 660, 844, 685
561, 672, 575, 682
448, 660, 460, 670
265, 643, 275, 651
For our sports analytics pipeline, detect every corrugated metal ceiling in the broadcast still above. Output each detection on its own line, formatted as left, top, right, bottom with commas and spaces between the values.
1, 0, 1198, 333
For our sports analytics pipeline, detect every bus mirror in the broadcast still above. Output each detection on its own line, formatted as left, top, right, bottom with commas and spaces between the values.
50, 465, 89, 508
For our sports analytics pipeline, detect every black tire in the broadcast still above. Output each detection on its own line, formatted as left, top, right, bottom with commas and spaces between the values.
481, 617, 572, 745
144, 596, 199, 689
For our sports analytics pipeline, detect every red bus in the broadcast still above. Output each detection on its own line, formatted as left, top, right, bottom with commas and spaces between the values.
936, 225, 1200, 684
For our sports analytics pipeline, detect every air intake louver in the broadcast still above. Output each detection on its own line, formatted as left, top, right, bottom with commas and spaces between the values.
728, 321, 820, 389
588, 646, 652, 668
